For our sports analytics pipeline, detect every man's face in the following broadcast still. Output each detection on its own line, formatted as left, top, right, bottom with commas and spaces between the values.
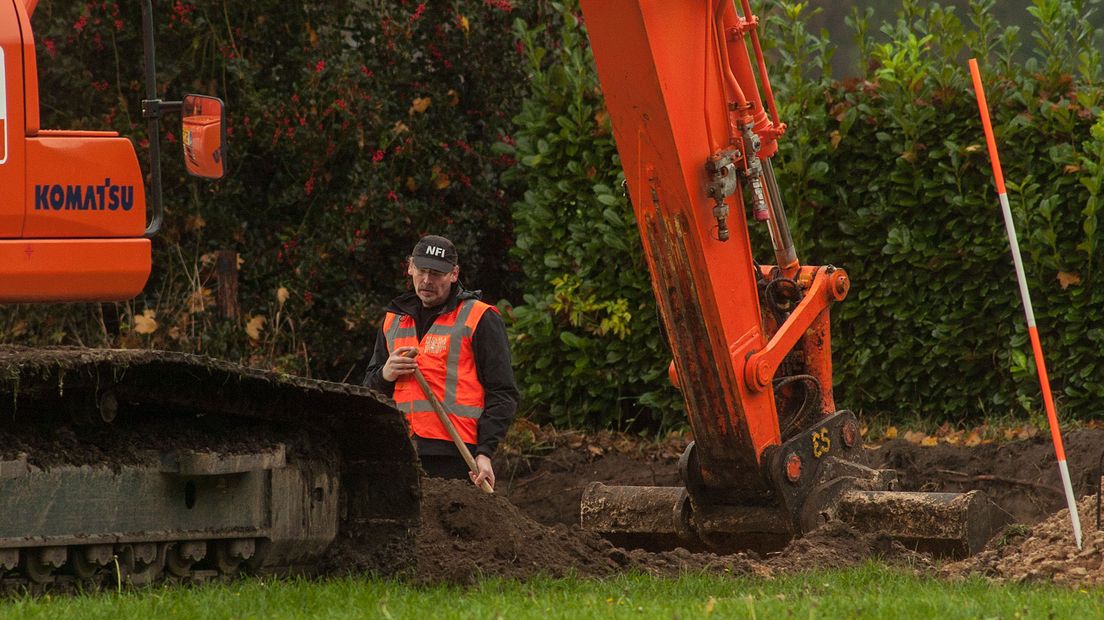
408, 260, 459, 307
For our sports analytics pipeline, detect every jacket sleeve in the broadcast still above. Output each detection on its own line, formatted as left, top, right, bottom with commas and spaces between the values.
362, 327, 396, 396
472, 309, 520, 458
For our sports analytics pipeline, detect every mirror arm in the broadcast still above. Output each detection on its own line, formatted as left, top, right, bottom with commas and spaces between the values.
142, 100, 182, 118
140, 0, 165, 238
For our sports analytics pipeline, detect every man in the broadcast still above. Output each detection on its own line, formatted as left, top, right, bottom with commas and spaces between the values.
363, 235, 518, 489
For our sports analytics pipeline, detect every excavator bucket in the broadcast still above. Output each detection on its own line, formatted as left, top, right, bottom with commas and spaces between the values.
0, 346, 419, 586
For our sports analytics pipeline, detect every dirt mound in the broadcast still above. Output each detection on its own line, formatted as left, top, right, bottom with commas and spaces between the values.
944, 495, 1103, 585
412, 477, 623, 583
765, 520, 934, 573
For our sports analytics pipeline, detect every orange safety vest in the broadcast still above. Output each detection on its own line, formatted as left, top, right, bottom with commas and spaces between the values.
383, 298, 496, 445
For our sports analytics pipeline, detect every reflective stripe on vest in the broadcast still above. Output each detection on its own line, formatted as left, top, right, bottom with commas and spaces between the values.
384, 299, 494, 443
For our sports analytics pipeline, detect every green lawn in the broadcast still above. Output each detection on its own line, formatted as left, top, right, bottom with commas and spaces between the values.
1, 564, 1101, 619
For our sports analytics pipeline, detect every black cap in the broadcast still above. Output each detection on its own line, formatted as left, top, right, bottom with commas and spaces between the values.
410, 235, 458, 272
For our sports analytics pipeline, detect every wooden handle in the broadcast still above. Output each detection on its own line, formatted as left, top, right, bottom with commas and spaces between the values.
405, 352, 493, 494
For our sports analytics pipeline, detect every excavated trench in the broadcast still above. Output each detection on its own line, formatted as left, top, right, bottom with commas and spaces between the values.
397, 425, 1104, 585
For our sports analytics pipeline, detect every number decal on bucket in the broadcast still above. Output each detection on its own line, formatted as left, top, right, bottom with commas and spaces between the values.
812, 427, 831, 458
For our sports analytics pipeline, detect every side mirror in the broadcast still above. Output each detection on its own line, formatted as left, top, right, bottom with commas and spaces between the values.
181, 94, 225, 179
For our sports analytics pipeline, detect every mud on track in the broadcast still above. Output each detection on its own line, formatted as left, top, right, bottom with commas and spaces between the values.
397, 425, 1104, 585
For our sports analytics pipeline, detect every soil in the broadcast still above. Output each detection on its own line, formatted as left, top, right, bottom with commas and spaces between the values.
494, 426, 1104, 532
409, 477, 927, 584
397, 424, 1104, 586
943, 495, 1104, 585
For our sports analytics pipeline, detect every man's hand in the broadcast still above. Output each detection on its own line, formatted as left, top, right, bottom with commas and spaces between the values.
470, 454, 495, 490
381, 346, 419, 382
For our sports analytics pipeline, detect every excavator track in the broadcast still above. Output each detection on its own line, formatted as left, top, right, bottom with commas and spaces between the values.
0, 346, 418, 590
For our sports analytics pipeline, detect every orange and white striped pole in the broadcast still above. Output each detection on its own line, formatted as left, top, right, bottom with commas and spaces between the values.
969, 58, 1082, 549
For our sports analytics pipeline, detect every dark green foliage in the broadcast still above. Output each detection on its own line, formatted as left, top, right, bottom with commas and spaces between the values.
507, 0, 1104, 426
504, 4, 682, 429
14, 1, 543, 378
779, 0, 1104, 419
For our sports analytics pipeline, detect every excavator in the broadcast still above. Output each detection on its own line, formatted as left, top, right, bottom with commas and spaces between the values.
576, 0, 994, 556
0, 0, 992, 588
0, 0, 418, 586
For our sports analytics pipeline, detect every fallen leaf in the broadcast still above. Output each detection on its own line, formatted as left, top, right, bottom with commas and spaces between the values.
965, 144, 982, 153
920, 436, 939, 447
884, 426, 898, 439
903, 430, 926, 444
1057, 271, 1081, 289
277, 287, 289, 306
448, 89, 460, 106
1064, 164, 1081, 174
830, 130, 842, 149
245, 315, 266, 341
964, 431, 983, 447
133, 309, 158, 335
392, 121, 410, 135
586, 445, 603, 456
458, 15, 470, 34
705, 596, 716, 615
409, 97, 431, 115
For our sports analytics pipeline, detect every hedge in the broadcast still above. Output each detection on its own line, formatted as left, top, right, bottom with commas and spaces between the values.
506, 0, 1104, 428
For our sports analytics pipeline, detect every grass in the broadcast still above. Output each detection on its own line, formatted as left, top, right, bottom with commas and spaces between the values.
1, 564, 1101, 619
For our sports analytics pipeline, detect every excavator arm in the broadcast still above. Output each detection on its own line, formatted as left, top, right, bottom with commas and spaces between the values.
578, 0, 993, 555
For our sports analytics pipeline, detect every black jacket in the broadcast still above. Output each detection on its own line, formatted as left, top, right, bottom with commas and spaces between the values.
363, 284, 519, 458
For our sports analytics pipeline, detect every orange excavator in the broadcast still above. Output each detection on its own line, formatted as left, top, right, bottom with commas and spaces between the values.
577, 0, 993, 555
0, 0, 417, 586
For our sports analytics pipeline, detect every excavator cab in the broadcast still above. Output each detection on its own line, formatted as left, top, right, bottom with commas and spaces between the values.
0, 0, 224, 303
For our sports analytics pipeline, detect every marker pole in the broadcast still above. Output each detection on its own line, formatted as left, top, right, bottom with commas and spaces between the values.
969, 58, 1082, 549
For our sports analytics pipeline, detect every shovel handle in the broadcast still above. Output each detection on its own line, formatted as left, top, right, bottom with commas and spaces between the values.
404, 350, 493, 494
